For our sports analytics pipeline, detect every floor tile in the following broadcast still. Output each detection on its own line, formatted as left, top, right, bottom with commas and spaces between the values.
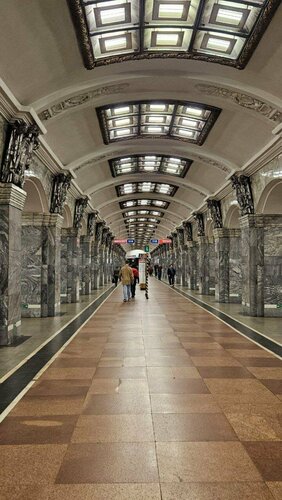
247, 367, 282, 380
0, 445, 67, 485
191, 356, 242, 367
225, 405, 282, 441
161, 482, 274, 500
239, 358, 282, 367
0, 485, 51, 500
260, 380, 282, 394
0, 415, 78, 444
9, 395, 85, 416
71, 414, 154, 442
40, 367, 96, 380
156, 442, 262, 482
197, 366, 254, 378
266, 482, 282, 500
94, 367, 147, 379
153, 413, 238, 441
244, 442, 282, 481
48, 484, 161, 500
151, 394, 221, 414
56, 443, 158, 483
148, 378, 209, 394
82, 393, 151, 414
204, 378, 276, 395
29, 380, 90, 397
51, 357, 99, 368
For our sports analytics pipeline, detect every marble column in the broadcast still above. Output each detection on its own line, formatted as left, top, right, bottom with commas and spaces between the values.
0, 183, 26, 345
263, 215, 282, 317
61, 228, 80, 303
214, 228, 230, 303
91, 241, 99, 290
99, 245, 105, 286
21, 213, 63, 317
182, 246, 188, 287
80, 235, 92, 295
187, 241, 198, 290
198, 236, 210, 295
240, 214, 264, 317
229, 229, 242, 303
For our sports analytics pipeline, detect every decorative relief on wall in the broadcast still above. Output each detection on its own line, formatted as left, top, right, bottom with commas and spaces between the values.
73, 197, 88, 229
26, 158, 53, 202
183, 221, 193, 241
171, 232, 178, 249
177, 228, 185, 247
50, 173, 72, 215
87, 212, 98, 236
101, 227, 109, 245
39, 84, 129, 121
196, 84, 282, 123
231, 174, 254, 216
193, 212, 205, 236
95, 221, 105, 245
0, 119, 40, 188
207, 199, 223, 229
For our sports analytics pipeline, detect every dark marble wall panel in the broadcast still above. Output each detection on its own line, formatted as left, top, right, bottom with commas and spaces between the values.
60, 236, 70, 303
264, 220, 282, 317
208, 241, 215, 295
229, 232, 242, 303
21, 226, 42, 317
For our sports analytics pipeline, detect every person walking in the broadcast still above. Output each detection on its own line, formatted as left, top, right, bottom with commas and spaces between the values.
112, 266, 120, 287
119, 261, 134, 302
154, 264, 159, 277
130, 266, 139, 299
157, 264, 162, 280
167, 264, 176, 287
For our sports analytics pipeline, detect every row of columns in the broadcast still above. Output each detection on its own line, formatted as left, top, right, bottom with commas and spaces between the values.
152, 176, 282, 318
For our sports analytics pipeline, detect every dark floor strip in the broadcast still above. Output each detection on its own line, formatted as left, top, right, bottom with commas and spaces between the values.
0, 285, 115, 415
161, 281, 282, 358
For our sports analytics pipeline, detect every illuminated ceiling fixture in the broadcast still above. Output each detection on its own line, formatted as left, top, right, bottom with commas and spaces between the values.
98, 100, 220, 144
68, 0, 280, 69
116, 182, 177, 196
123, 210, 164, 218
120, 199, 169, 209
110, 154, 192, 177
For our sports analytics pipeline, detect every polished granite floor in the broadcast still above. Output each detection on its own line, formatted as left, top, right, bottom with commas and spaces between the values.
0, 279, 282, 499
0, 284, 113, 381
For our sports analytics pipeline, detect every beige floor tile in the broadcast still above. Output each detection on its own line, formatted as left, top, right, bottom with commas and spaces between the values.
0, 445, 67, 485
247, 367, 282, 380
266, 482, 282, 499
204, 378, 276, 395
161, 482, 274, 500
82, 392, 151, 414
191, 356, 242, 367
225, 408, 282, 441
9, 396, 85, 416
151, 394, 221, 414
71, 414, 154, 443
40, 367, 96, 380
0, 485, 51, 500
227, 349, 274, 358
48, 484, 161, 500
156, 442, 262, 482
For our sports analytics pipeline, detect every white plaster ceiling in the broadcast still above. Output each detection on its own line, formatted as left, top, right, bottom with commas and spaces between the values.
0, 0, 281, 245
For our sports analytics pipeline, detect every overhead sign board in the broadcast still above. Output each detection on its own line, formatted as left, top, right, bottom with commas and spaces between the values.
149, 238, 172, 244
113, 239, 135, 244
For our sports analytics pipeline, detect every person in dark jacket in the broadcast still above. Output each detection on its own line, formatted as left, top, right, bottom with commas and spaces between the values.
112, 267, 120, 287
157, 265, 162, 280
167, 264, 176, 287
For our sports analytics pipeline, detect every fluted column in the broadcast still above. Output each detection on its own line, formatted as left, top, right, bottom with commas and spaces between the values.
61, 228, 80, 303
80, 235, 92, 294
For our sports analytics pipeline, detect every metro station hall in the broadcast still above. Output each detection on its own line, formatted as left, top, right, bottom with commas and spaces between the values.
0, 1, 281, 499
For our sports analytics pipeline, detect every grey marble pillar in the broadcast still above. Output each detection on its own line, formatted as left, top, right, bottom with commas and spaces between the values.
262, 215, 282, 317
61, 228, 80, 303
182, 246, 188, 287
240, 215, 264, 317
229, 229, 242, 303
208, 239, 215, 295
198, 236, 210, 295
99, 245, 105, 286
214, 228, 230, 303
0, 183, 26, 345
187, 242, 197, 290
80, 235, 92, 295
21, 213, 63, 317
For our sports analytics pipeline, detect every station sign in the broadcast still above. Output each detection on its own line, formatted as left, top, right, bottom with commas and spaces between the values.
149, 238, 172, 244
113, 239, 135, 244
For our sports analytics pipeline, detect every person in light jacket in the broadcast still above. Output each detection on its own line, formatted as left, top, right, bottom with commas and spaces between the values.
119, 262, 134, 302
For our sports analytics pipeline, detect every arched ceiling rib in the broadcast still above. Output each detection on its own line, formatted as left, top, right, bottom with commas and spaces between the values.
0, 0, 281, 242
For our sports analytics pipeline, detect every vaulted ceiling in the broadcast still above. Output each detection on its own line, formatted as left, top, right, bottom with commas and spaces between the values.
0, 0, 281, 247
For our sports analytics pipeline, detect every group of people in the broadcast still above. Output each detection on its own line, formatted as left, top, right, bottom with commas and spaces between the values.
113, 262, 139, 302
151, 263, 176, 286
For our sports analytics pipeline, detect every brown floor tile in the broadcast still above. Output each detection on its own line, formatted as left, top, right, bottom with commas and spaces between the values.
151, 394, 221, 413
266, 482, 282, 500
146, 356, 194, 367
71, 414, 154, 443
156, 442, 262, 482
227, 349, 274, 358
186, 349, 234, 357
82, 393, 151, 414
148, 377, 209, 394
147, 367, 200, 379
204, 378, 276, 396
56, 443, 158, 483
197, 366, 254, 378
260, 380, 282, 394
0, 485, 51, 500
244, 442, 282, 481
225, 405, 282, 441
153, 413, 238, 441
9, 395, 85, 416
29, 380, 90, 397
0, 415, 78, 444
247, 367, 282, 380
48, 484, 161, 500
161, 482, 274, 500
40, 367, 96, 380
239, 357, 282, 367
94, 367, 147, 379
98, 357, 124, 367
191, 356, 242, 367
182, 342, 223, 350
51, 357, 99, 368
0, 444, 67, 485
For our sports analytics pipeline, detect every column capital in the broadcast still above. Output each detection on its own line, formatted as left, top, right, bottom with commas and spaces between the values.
0, 182, 27, 210
213, 227, 231, 239
62, 227, 80, 237
240, 214, 264, 228
22, 213, 64, 228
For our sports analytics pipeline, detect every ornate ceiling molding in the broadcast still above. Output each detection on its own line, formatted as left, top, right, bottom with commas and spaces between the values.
39, 83, 129, 121
194, 154, 233, 174
196, 84, 282, 123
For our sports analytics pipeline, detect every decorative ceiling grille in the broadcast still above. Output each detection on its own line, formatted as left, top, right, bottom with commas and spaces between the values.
110, 154, 192, 177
